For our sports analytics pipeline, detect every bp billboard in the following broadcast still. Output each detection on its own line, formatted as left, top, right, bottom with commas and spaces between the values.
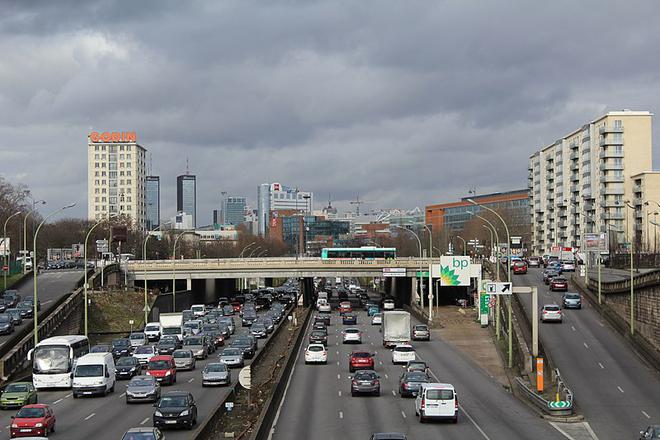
432, 256, 471, 286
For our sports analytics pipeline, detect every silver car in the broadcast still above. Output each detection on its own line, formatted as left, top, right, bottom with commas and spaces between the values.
412, 325, 430, 341
183, 336, 208, 360
125, 375, 161, 403
218, 347, 245, 368
562, 293, 582, 309
129, 332, 147, 348
172, 349, 196, 371
202, 362, 231, 386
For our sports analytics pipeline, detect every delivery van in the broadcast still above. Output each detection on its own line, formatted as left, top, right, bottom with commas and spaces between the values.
415, 383, 458, 423
72, 353, 116, 397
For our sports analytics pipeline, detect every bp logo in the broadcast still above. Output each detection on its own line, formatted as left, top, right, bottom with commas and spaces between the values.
437, 256, 471, 286
440, 266, 461, 286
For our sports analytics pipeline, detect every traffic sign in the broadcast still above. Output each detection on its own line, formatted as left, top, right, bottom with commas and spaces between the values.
238, 365, 251, 389
2, 266, 7, 272
415, 271, 430, 277
485, 282, 512, 295
548, 401, 570, 409
143, 304, 151, 313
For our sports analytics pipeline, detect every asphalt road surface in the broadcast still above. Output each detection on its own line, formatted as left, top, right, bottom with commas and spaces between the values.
270, 303, 565, 440
516, 267, 660, 440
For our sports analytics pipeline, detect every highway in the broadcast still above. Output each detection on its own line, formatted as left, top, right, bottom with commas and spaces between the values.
270, 301, 565, 440
1, 270, 84, 348
516, 267, 660, 440
0, 306, 286, 439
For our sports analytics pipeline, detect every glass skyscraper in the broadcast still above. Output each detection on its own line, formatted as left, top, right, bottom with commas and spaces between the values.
177, 174, 197, 228
222, 196, 247, 226
145, 176, 160, 230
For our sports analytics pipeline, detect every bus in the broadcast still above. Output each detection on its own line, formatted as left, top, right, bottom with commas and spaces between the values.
28, 335, 90, 389
321, 247, 396, 260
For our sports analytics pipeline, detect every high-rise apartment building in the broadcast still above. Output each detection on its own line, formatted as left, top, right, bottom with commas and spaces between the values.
145, 176, 160, 230
177, 174, 197, 228
257, 183, 313, 236
257, 184, 271, 236
528, 110, 657, 254
87, 131, 147, 228
222, 196, 247, 226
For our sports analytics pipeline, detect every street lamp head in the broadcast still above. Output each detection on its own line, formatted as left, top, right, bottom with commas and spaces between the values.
63, 203, 77, 209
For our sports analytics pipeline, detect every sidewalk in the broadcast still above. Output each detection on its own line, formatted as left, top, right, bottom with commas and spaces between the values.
585, 267, 654, 282
430, 305, 509, 388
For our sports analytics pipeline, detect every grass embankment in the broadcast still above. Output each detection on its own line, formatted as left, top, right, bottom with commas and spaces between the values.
3, 273, 27, 290
88, 289, 158, 333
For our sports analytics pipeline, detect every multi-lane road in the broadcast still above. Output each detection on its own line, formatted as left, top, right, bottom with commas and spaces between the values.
516, 268, 660, 440
1, 270, 84, 348
270, 300, 565, 440
0, 306, 284, 439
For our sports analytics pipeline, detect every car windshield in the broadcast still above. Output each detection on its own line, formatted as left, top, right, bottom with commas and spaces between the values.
148, 360, 171, 370
354, 371, 376, 380
414, 325, 427, 331
129, 378, 154, 387
565, 294, 580, 299
75, 364, 103, 377
311, 331, 325, 337
90, 345, 110, 353
395, 346, 414, 352
159, 339, 176, 346
32, 345, 71, 374
130, 333, 145, 340
113, 339, 130, 347
173, 350, 192, 359
308, 346, 324, 352
135, 346, 154, 354
145, 325, 159, 331
252, 324, 266, 330
545, 306, 560, 311
116, 357, 137, 366
405, 372, 428, 381
0, 316, 10, 323
122, 432, 157, 440
222, 349, 241, 356
205, 364, 227, 372
16, 407, 45, 418
159, 396, 188, 408
4, 383, 29, 393
345, 329, 360, 334
162, 328, 180, 335
426, 389, 454, 400
184, 338, 203, 346
554, 278, 567, 282
352, 352, 370, 358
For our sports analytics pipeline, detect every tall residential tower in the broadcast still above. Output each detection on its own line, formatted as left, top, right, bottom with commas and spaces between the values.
177, 174, 197, 228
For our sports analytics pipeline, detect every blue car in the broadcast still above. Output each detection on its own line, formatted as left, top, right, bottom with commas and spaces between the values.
367, 305, 380, 316
342, 314, 357, 325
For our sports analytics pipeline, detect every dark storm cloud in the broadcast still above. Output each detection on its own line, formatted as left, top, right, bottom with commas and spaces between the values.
1, 0, 660, 223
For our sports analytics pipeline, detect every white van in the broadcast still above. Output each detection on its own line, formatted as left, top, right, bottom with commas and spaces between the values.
415, 383, 458, 423
72, 353, 116, 398
191, 304, 206, 318
144, 322, 162, 341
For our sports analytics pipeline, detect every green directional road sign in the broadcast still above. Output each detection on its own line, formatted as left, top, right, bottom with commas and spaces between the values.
415, 271, 430, 277
479, 293, 490, 315
548, 401, 570, 409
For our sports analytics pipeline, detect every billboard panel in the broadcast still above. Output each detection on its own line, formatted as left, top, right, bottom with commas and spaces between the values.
584, 232, 608, 252
433, 256, 471, 286
0, 238, 9, 257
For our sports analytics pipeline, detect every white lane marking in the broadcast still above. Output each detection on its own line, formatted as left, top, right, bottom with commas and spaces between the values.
617, 386, 624, 393
599, 322, 605, 327
84, 413, 96, 421
583, 342, 589, 349
52, 398, 64, 405
188, 378, 195, 383
140, 417, 150, 425
336, 361, 339, 366
339, 411, 343, 419
65, 393, 72, 398
370, 342, 374, 345
338, 391, 341, 397
42, 300, 53, 305
337, 374, 341, 380
550, 422, 579, 440
336, 351, 339, 355
119, 393, 126, 398
379, 361, 383, 365
642, 410, 651, 419
384, 374, 388, 379
598, 362, 604, 369
392, 390, 396, 396
571, 326, 576, 331
401, 410, 407, 419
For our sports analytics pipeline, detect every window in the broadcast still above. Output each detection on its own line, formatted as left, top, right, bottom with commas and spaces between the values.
127, 171, 132, 176
126, 205, 132, 211
126, 146, 131, 151
94, 188, 99, 194
127, 179, 132, 184
94, 153, 99, 159
109, 145, 116, 153
94, 162, 99, 168
101, 162, 106, 168
94, 179, 99, 185
102, 188, 106, 194
102, 154, 106, 160
94, 146, 99, 151
94, 171, 99, 177
127, 153, 131, 160
95, 197, 99, 202
119, 153, 124, 159
95, 205, 99, 211
102, 145, 106, 151
101, 171, 106, 176
614, 119, 623, 129
126, 162, 131, 168
120, 180, 124, 185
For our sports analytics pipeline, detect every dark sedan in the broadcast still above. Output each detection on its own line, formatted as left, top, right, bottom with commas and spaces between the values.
351, 370, 380, 397
115, 356, 143, 379
309, 330, 328, 346
153, 391, 197, 430
342, 314, 357, 325
112, 338, 133, 358
398, 371, 430, 397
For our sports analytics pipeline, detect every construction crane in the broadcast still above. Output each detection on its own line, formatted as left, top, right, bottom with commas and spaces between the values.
350, 194, 373, 216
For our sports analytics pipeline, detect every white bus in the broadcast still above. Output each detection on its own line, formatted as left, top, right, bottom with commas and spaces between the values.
28, 335, 90, 389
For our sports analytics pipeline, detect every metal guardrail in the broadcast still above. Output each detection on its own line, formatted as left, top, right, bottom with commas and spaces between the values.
514, 368, 574, 416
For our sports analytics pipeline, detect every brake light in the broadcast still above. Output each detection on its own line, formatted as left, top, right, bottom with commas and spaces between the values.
455, 396, 459, 410
421, 397, 426, 410
402, 383, 409, 389
374, 380, 380, 385
352, 380, 358, 386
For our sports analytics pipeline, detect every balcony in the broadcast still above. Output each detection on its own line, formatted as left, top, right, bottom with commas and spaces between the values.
571, 173, 579, 182
570, 185, 579, 193
599, 149, 624, 159
602, 200, 621, 208
600, 175, 625, 184
599, 136, 624, 147
602, 212, 625, 220
599, 125, 624, 134
570, 163, 579, 171
584, 202, 594, 211
570, 142, 579, 150
601, 185, 625, 195
570, 151, 579, 160
600, 162, 624, 171
546, 163, 554, 172
633, 184, 642, 193
633, 198, 643, 206
558, 220, 567, 228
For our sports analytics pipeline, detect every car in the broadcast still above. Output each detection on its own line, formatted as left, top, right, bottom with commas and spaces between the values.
411, 324, 430, 341
222, 305, 234, 316
542, 269, 559, 284
349, 351, 374, 372
383, 299, 395, 310
133, 344, 157, 365
129, 332, 147, 347
561, 260, 576, 272
0, 382, 37, 409
259, 317, 275, 333
9, 404, 56, 438
371, 313, 382, 325
121, 427, 165, 440
153, 391, 197, 430
183, 335, 209, 360
218, 347, 245, 368
351, 370, 380, 396
342, 314, 357, 325
156, 337, 179, 355
550, 277, 568, 292
144, 323, 162, 342
90, 344, 112, 354
370, 434, 407, 440
218, 317, 236, 334
115, 356, 143, 380
126, 375, 161, 404
304, 344, 328, 364
639, 425, 660, 439
541, 304, 563, 323
230, 338, 256, 359
547, 260, 562, 273
172, 349, 196, 371
513, 261, 528, 274
231, 301, 242, 313
415, 383, 458, 423
401, 361, 427, 374
112, 338, 133, 358
342, 328, 362, 344
317, 301, 332, 313
314, 314, 331, 326
562, 292, 582, 309
312, 322, 327, 333
0, 314, 14, 335
16, 302, 33, 319
309, 330, 328, 346
367, 304, 380, 316
242, 310, 258, 327
527, 256, 541, 268
399, 371, 430, 397
202, 362, 231, 386
338, 301, 352, 315
5, 309, 22, 326
392, 344, 416, 364
250, 322, 268, 339
146, 355, 177, 385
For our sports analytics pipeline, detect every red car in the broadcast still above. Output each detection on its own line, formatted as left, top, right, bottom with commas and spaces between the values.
339, 302, 352, 315
550, 277, 568, 292
349, 351, 374, 372
513, 262, 528, 274
231, 301, 242, 313
10, 404, 56, 438
146, 355, 177, 385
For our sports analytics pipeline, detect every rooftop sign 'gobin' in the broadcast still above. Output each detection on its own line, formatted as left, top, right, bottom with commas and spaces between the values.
89, 131, 136, 143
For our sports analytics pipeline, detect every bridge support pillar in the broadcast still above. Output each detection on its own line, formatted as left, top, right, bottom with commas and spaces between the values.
186, 277, 192, 291
301, 277, 314, 307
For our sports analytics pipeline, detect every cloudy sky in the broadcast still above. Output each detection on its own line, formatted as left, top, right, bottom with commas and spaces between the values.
2, 0, 660, 224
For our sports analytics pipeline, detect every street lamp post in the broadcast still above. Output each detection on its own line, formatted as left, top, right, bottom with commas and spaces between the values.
172, 231, 198, 312
422, 225, 434, 320
455, 236, 466, 256
239, 242, 256, 258
3, 211, 22, 291
624, 201, 635, 335
143, 225, 162, 326
22, 199, 46, 275
248, 246, 262, 258
392, 225, 424, 313
84, 214, 118, 336
33, 203, 76, 345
